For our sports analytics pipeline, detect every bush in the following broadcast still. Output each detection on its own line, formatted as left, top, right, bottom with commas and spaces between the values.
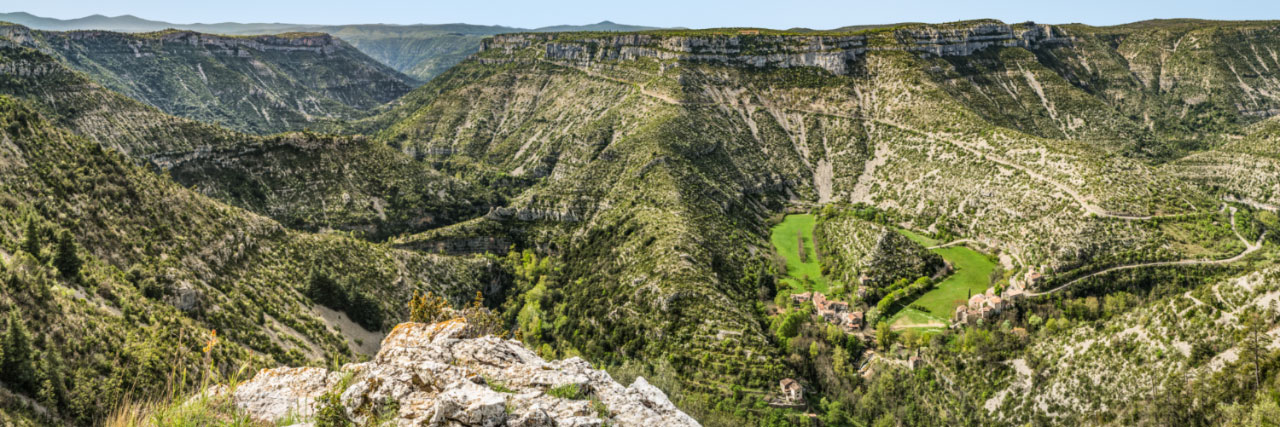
547, 383, 586, 400
408, 290, 451, 323
313, 390, 350, 426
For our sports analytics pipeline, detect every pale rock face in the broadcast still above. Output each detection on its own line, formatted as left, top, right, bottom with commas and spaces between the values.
223, 319, 700, 426
228, 366, 340, 422
481, 22, 1067, 75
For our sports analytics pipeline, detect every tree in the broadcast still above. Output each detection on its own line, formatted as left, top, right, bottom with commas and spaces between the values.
1, 311, 37, 393
22, 220, 40, 258
1027, 314, 1044, 331
875, 321, 894, 351
775, 309, 806, 339
35, 339, 66, 413
1240, 309, 1267, 391
53, 230, 81, 279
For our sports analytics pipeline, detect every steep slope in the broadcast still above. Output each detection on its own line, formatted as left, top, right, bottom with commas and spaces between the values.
358, 22, 1232, 421
1030, 20, 1280, 149
814, 209, 945, 292
317, 24, 514, 81
986, 266, 1280, 424
18, 25, 416, 134
0, 24, 244, 157
0, 12, 664, 82
0, 94, 504, 423
0, 35, 493, 238
156, 132, 502, 239
1164, 117, 1280, 211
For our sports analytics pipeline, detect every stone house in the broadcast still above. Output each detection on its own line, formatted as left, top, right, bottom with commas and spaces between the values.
779, 378, 803, 403
1004, 286, 1025, 300
845, 311, 864, 330
791, 292, 812, 304
810, 292, 863, 331
953, 305, 968, 325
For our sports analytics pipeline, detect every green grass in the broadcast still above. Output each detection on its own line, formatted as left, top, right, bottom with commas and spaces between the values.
547, 384, 587, 400
887, 307, 947, 329
890, 232, 997, 327
770, 214, 828, 293
897, 228, 941, 247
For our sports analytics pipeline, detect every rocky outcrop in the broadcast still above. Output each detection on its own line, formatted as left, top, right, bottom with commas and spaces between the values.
56, 29, 347, 55
480, 21, 1069, 75
485, 206, 582, 223
221, 319, 700, 426
899, 22, 1067, 56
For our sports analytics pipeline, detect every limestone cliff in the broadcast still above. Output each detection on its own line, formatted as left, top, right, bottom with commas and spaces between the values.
219, 319, 699, 426
480, 21, 1068, 75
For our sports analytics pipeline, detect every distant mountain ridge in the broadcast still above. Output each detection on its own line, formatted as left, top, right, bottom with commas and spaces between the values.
0, 11, 659, 35
0, 22, 417, 134
0, 12, 665, 80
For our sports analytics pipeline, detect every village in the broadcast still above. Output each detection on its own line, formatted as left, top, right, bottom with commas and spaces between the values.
790, 291, 865, 332
951, 269, 1041, 326
771, 266, 1047, 407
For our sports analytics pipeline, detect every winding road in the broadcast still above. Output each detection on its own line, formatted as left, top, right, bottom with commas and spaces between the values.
1028, 209, 1265, 297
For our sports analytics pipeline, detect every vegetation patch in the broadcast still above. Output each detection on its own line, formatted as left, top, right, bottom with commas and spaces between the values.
894, 236, 997, 322
769, 214, 828, 293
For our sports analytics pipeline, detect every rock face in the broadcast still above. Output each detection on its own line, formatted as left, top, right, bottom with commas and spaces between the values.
224, 319, 700, 426
481, 21, 1068, 75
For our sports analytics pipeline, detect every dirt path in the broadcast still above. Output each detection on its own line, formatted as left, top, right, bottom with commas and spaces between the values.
927, 239, 977, 250
1180, 291, 1207, 316
1029, 229, 1265, 297
1225, 195, 1279, 212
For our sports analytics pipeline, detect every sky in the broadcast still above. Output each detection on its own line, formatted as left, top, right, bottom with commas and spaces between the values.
13, 0, 1280, 29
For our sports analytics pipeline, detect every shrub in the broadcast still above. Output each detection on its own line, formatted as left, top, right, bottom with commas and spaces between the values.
313, 390, 350, 426
408, 290, 450, 323
547, 383, 586, 400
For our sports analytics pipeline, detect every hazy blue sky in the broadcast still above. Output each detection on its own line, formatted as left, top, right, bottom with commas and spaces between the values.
13, 0, 1280, 29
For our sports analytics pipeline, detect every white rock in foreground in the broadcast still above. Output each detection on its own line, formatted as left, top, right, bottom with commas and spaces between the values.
225, 319, 700, 426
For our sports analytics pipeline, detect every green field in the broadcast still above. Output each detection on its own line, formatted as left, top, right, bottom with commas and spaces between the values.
769, 214, 829, 293
887, 307, 946, 330
888, 231, 997, 329
897, 228, 941, 247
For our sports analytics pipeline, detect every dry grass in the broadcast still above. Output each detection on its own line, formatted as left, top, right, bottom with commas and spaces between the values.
103, 362, 262, 427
